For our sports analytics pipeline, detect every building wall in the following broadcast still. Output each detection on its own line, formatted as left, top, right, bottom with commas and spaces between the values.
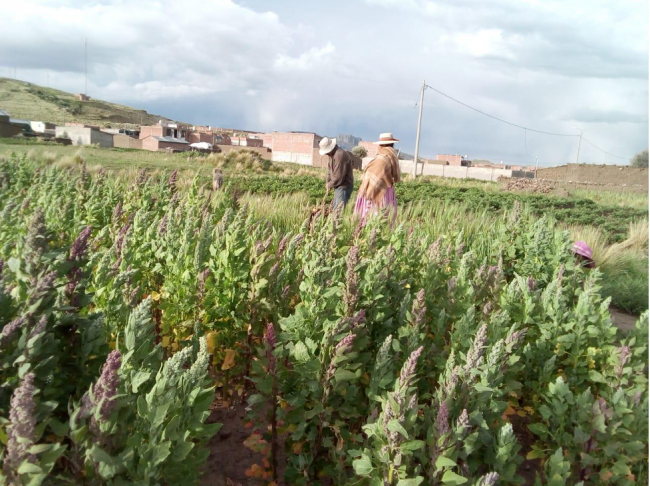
90, 130, 114, 148
141, 137, 188, 152
56, 126, 92, 145
141, 137, 159, 152
0, 122, 21, 138
55, 126, 112, 147
30, 121, 55, 133
157, 140, 189, 151
437, 154, 463, 166
536, 164, 648, 190
269, 132, 319, 165
187, 132, 214, 144
113, 134, 143, 150
246, 138, 264, 148
256, 133, 273, 148
358, 141, 378, 158
272, 151, 314, 165
139, 126, 164, 139
381, 160, 514, 181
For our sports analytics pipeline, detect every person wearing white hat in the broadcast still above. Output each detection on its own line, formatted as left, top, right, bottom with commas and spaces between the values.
353, 132, 401, 223
319, 136, 354, 209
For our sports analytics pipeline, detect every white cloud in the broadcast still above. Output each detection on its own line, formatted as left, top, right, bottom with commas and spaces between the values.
274, 42, 335, 71
452, 30, 517, 60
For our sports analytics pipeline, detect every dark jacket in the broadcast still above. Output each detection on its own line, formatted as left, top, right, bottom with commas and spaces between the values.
326, 146, 354, 190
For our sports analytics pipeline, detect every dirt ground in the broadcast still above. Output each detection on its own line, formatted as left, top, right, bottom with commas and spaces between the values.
201, 403, 264, 486
610, 306, 639, 332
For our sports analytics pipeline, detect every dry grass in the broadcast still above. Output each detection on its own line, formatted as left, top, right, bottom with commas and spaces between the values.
569, 220, 650, 315
568, 219, 648, 276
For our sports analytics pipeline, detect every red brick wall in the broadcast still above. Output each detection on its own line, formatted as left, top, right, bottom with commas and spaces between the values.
359, 141, 379, 158
437, 154, 463, 166
113, 134, 142, 149
246, 138, 263, 148
271, 133, 317, 154
187, 132, 214, 144
255, 133, 273, 148
141, 136, 159, 151
157, 141, 189, 152
139, 126, 164, 140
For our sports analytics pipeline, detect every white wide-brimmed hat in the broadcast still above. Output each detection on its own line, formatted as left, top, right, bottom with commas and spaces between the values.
374, 132, 400, 145
319, 137, 337, 155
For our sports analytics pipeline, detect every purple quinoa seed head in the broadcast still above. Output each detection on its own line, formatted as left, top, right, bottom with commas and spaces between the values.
6, 373, 37, 472
266, 323, 276, 350
70, 226, 93, 261
399, 345, 424, 388
435, 401, 450, 436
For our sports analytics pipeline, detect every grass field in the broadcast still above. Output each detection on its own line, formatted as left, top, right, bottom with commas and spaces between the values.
0, 77, 177, 128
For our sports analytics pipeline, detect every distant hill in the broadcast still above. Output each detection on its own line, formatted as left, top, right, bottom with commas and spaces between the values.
0, 77, 179, 128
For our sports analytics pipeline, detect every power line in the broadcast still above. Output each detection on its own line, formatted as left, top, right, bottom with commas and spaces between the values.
424, 84, 577, 137
421, 83, 633, 160
581, 137, 629, 161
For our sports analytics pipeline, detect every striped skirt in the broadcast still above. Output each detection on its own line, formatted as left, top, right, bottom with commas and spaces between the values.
353, 186, 397, 223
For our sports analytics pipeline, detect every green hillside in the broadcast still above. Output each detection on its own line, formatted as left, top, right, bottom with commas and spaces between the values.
0, 77, 179, 128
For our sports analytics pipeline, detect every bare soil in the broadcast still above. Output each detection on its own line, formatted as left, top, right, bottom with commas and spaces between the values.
610, 306, 638, 333
201, 403, 264, 486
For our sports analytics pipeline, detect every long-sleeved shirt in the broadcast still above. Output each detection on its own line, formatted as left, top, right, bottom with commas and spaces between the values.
326, 146, 354, 190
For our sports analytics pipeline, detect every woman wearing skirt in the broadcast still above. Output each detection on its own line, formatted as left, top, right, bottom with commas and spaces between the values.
353, 132, 400, 224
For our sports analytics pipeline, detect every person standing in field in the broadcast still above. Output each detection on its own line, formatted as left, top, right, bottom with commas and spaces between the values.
320, 137, 354, 209
353, 132, 400, 223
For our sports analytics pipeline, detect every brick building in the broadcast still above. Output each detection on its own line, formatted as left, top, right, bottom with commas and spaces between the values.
141, 136, 189, 152
437, 154, 470, 166
267, 132, 324, 166
113, 134, 143, 150
140, 122, 188, 140
0, 110, 22, 138
55, 125, 114, 148
187, 131, 216, 145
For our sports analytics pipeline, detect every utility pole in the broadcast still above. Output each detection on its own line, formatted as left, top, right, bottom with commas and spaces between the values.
574, 127, 583, 164
535, 155, 539, 179
412, 79, 426, 178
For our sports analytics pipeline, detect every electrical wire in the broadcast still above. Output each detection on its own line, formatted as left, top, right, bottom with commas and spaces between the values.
422, 83, 633, 160
581, 137, 630, 161
424, 84, 577, 137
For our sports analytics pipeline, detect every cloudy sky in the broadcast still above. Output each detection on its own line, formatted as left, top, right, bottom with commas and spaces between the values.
1, 0, 648, 166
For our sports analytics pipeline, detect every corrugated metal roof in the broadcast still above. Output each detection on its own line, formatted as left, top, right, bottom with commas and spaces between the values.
152, 136, 189, 144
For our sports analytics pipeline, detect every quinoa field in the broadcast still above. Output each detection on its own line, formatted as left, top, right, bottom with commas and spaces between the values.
0, 152, 647, 485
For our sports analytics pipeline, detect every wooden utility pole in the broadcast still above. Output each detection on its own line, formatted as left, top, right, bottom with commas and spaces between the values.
412, 80, 426, 178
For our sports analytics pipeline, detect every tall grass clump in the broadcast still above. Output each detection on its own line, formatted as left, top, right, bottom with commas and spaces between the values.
570, 220, 649, 314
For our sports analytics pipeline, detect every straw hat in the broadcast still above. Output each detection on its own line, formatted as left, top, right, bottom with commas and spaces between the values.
319, 137, 337, 155
374, 132, 400, 145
